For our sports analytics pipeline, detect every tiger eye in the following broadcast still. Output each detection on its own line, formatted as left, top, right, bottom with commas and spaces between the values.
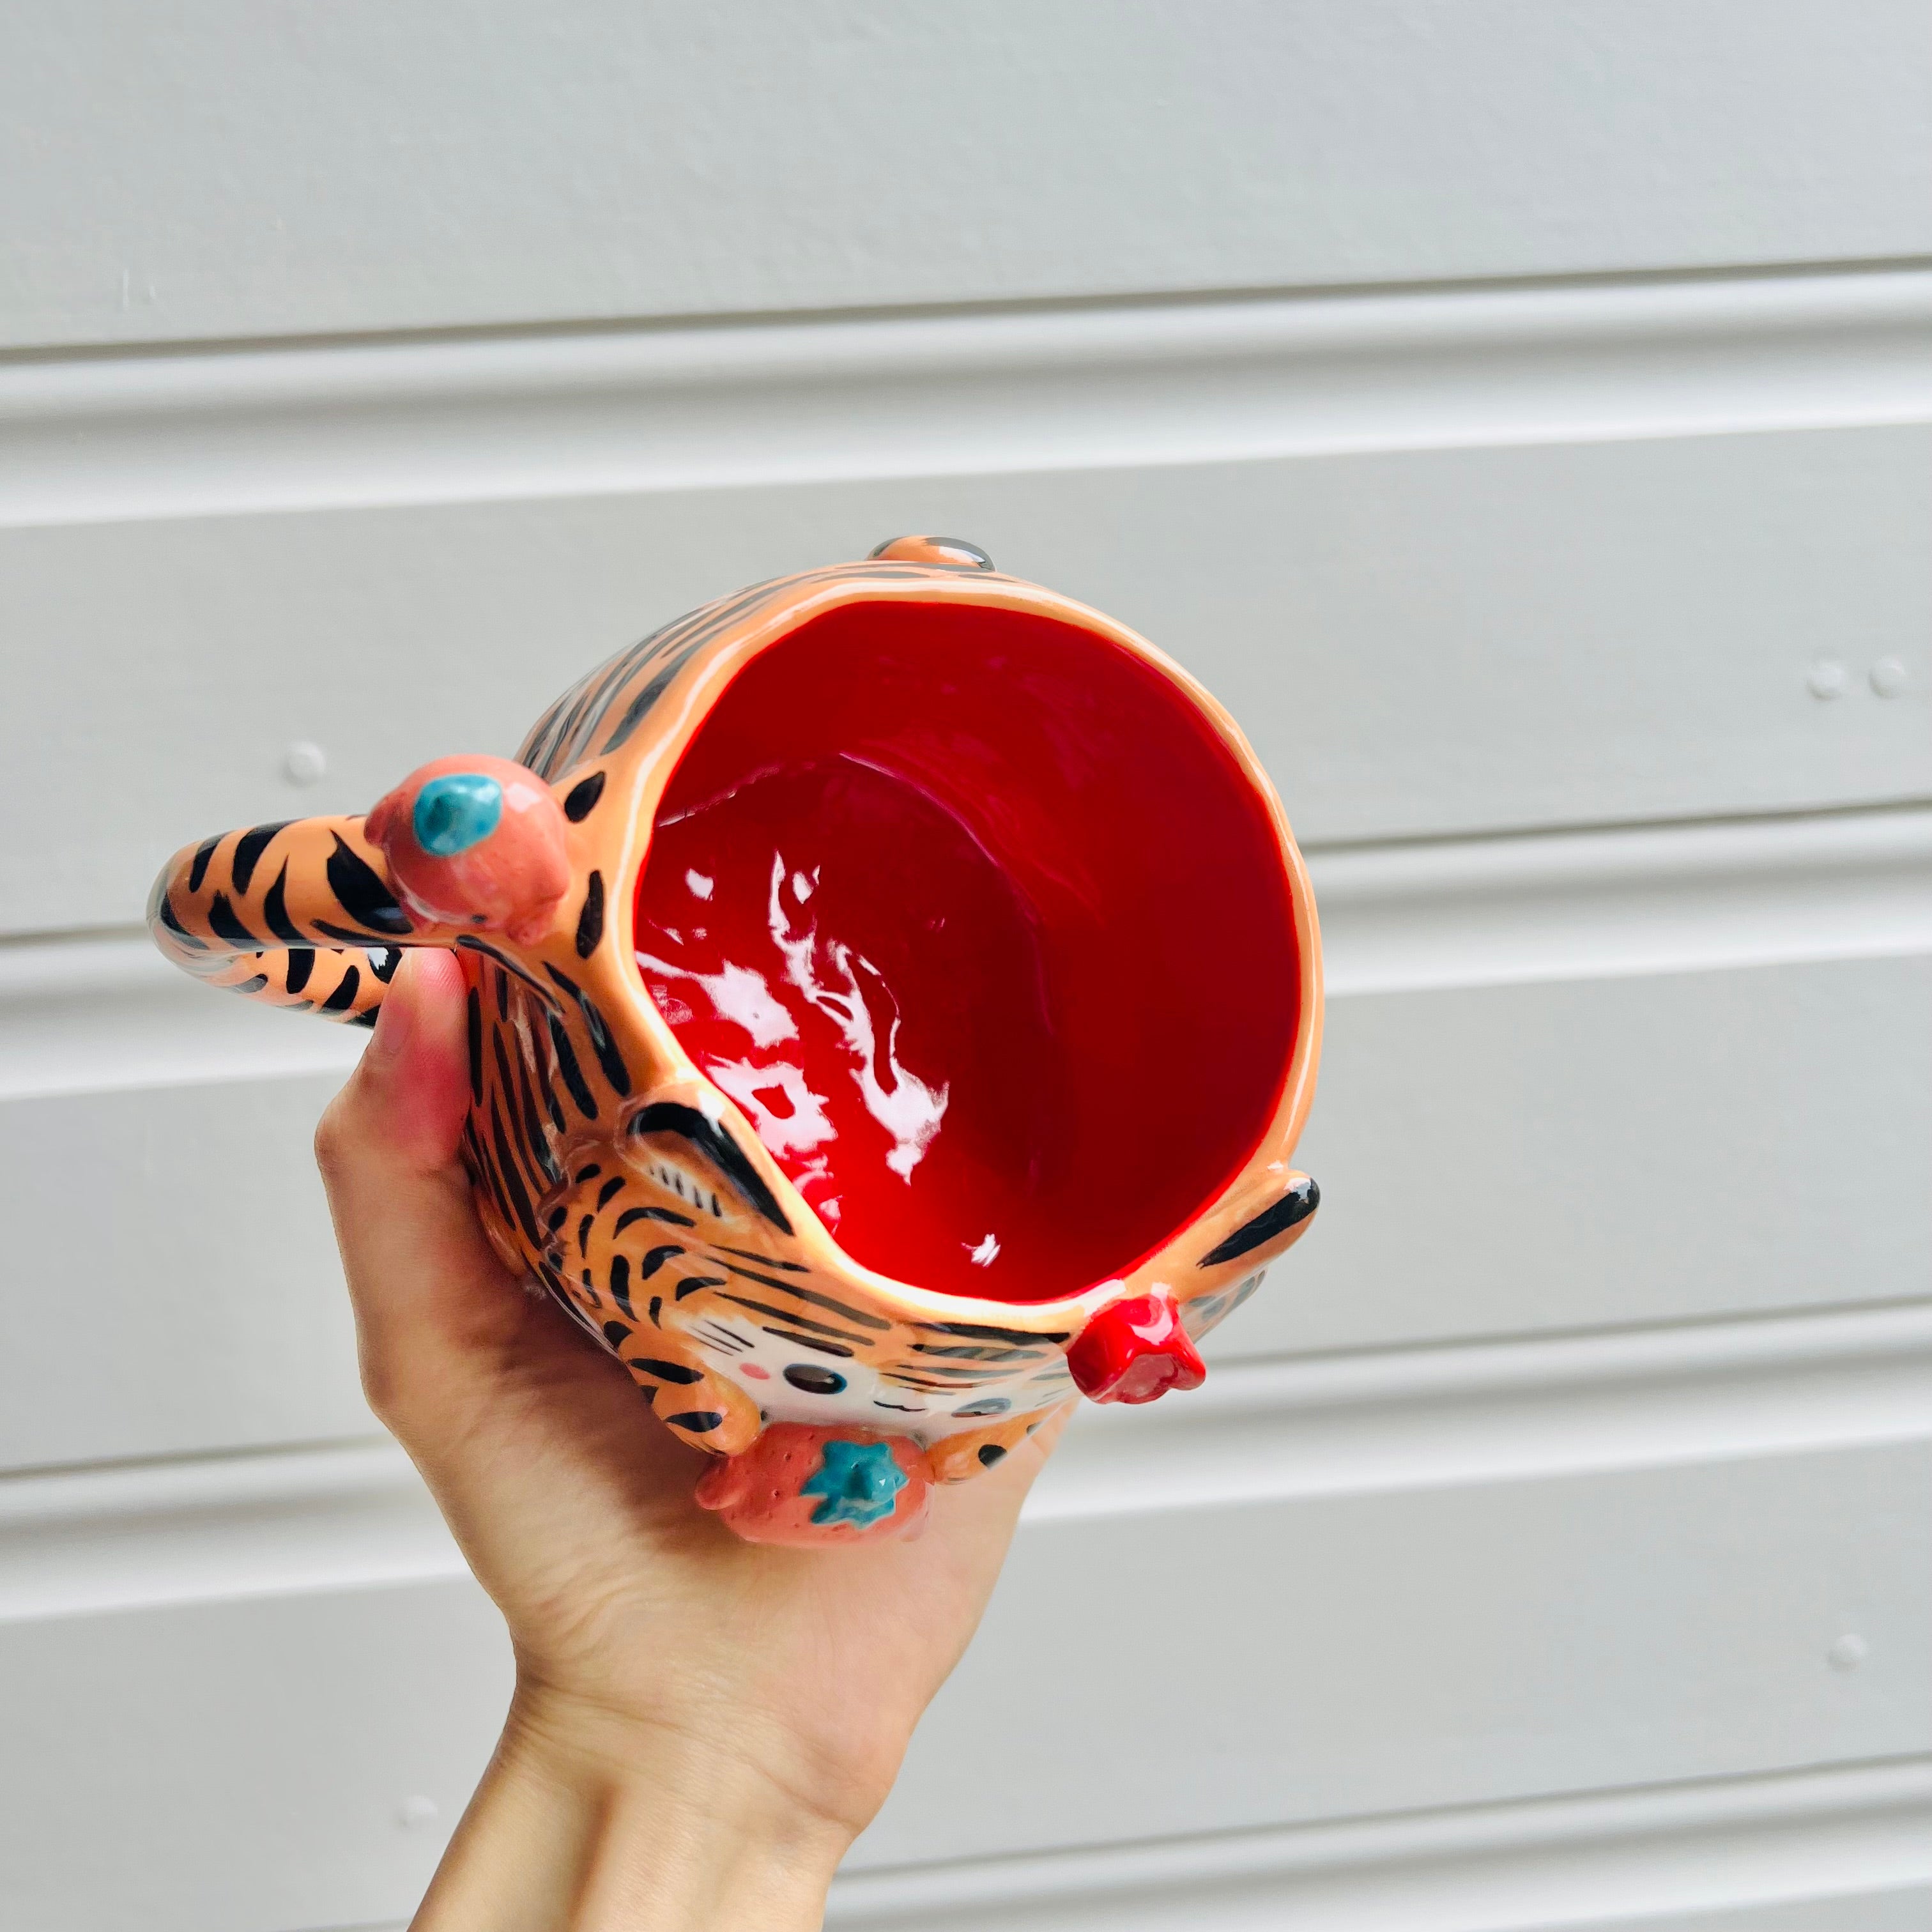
783, 1363, 848, 1396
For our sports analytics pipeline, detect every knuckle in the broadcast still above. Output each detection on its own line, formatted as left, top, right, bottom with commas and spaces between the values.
312, 1096, 353, 1178
356, 1351, 402, 1428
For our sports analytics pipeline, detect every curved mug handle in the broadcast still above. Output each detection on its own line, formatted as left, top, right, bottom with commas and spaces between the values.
148, 755, 573, 1024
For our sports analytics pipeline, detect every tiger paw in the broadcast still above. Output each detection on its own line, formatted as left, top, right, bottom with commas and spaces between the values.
1067, 1290, 1206, 1404
695, 1425, 933, 1545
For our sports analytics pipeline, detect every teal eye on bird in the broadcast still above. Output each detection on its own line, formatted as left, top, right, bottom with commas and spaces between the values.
413, 774, 504, 855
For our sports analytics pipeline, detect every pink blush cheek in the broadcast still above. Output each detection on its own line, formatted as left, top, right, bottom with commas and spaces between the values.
740, 1364, 771, 1380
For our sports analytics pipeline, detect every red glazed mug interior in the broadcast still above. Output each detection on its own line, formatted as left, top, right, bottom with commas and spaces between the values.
630, 595, 1302, 1307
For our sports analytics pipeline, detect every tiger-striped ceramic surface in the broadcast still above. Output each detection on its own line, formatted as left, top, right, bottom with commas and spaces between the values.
148, 537, 1322, 1544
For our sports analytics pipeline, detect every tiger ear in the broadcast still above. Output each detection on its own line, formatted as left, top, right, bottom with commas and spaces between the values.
365, 755, 572, 944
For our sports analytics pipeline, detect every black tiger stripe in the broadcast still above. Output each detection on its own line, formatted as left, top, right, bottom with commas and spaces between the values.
510, 1044, 562, 1186
285, 948, 316, 995
710, 1258, 829, 1299
494, 964, 509, 1020
578, 1215, 594, 1257
489, 1096, 542, 1247
910, 1342, 1049, 1361
662, 1411, 724, 1434
365, 946, 402, 984
603, 1321, 632, 1348
595, 1175, 625, 1208
575, 871, 605, 958
560, 588, 771, 770
615, 1205, 694, 1235
208, 893, 261, 947
519, 693, 569, 776
320, 963, 362, 1013
912, 1319, 1070, 1346
530, 636, 645, 775
262, 863, 306, 944
490, 1029, 519, 1106
231, 822, 293, 894
712, 1245, 808, 1273
521, 649, 625, 776
545, 965, 632, 1096
632, 1357, 702, 1384
1199, 1177, 1320, 1266
325, 834, 410, 935
310, 919, 380, 947
709, 1259, 890, 1328
547, 1014, 598, 1120
599, 640, 709, 755
530, 1028, 567, 1131
636, 1245, 684, 1280
232, 973, 269, 994
454, 937, 564, 1011
629, 1101, 789, 1233
187, 836, 220, 894
762, 1328, 854, 1360
674, 1275, 726, 1298
610, 1254, 633, 1320
549, 645, 650, 770
465, 987, 483, 1101
562, 770, 607, 822
717, 1292, 866, 1345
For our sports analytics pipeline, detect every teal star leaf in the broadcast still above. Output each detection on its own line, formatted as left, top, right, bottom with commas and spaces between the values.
801, 1439, 908, 1529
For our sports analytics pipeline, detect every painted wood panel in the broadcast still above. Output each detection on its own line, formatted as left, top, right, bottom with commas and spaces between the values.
5, 425, 1928, 937
831, 1756, 1932, 1931
867, 1446, 1932, 1867
0, 1444, 1921, 1929
1239, 952, 1932, 1359
3, 1, 1928, 351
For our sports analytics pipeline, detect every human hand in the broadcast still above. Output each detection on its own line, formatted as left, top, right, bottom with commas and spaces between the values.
314, 950, 1067, 1929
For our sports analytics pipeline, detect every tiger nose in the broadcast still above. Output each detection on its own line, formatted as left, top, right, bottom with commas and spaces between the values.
413, 772, 504, 855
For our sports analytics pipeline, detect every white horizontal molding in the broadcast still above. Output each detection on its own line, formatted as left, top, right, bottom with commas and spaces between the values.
10, 802, 1926, 1103
4, 1299, 1924, 1624
1313, 802, 1932, 996
0, 933, 365, 1104
3, 265, 1928, 530
0, 1439, 450, 1625
1037, 1298, 1932, 1526
829, 1758, 1932, 1931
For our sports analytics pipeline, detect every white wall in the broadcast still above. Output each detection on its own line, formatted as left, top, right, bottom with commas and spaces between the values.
1, 5, 1928, 1927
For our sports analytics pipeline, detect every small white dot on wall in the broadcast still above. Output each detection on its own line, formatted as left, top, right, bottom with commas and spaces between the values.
282, 741, 328, 786
1807, 660, 1848, 700
1827, 1633, 1868, 1671
1869, 657, 1910, 698
397, 1795, 440, 1828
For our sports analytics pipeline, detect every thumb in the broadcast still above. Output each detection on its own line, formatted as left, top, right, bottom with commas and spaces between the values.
314, 947, 524, 1431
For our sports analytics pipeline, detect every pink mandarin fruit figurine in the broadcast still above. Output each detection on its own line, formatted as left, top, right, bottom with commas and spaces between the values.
150, 538, 1321, 1544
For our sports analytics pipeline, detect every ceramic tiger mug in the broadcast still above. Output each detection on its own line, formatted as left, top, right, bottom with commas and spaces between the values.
150, 537, 1322, 1544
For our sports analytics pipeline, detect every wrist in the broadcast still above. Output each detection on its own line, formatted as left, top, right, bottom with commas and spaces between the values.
417, 1680, 855, 1931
